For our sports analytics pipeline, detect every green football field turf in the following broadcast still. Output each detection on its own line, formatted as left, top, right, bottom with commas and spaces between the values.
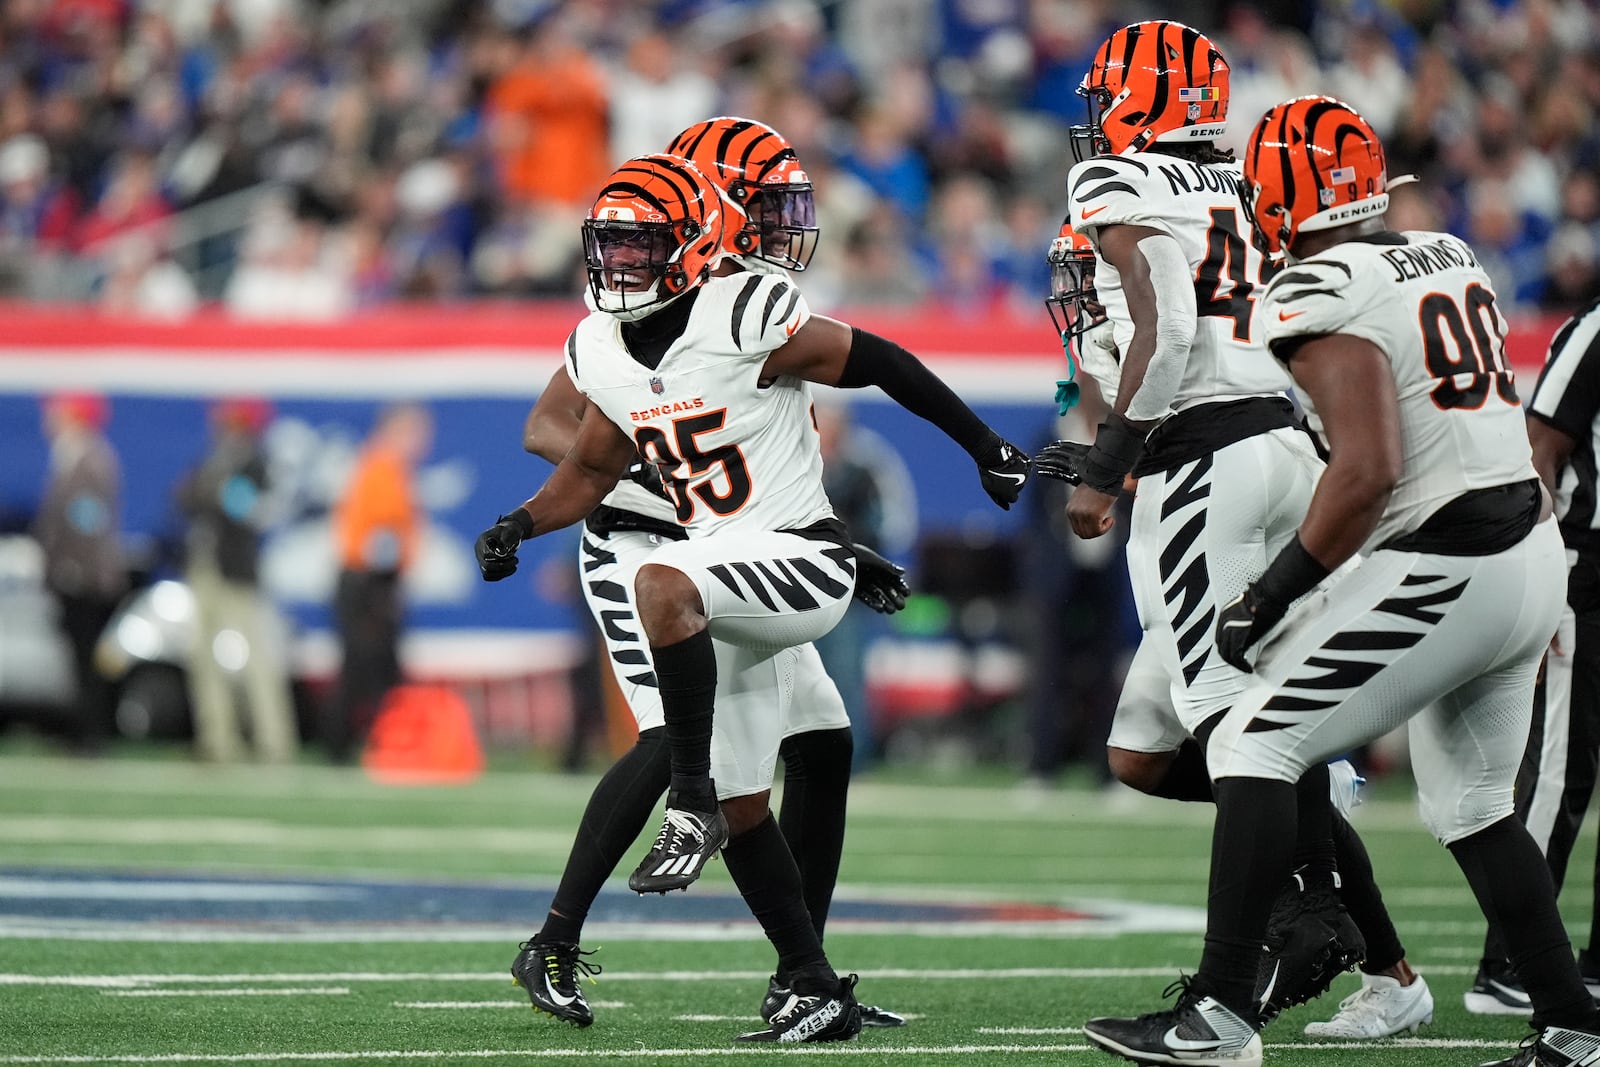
0, 745, 1584, 1066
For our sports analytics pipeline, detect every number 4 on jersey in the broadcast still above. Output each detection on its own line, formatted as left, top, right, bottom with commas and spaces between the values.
1195, 207, 1268, 342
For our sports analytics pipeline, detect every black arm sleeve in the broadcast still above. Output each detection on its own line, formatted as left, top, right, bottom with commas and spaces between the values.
837, 326, 997, 459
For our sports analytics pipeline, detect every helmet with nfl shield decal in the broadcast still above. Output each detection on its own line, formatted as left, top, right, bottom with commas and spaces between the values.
666, 116, 819, 272
1071, 20, 1230, 163
1241, 95, 1392, 257
582, 154, 727, 321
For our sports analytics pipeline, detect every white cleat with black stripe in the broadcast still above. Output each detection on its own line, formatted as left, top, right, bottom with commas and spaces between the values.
627, 802, 729, 894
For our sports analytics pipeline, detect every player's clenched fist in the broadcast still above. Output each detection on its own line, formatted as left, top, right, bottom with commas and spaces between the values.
475, 509, 534, 581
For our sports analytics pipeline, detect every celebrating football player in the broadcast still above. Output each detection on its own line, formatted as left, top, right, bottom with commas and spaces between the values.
508, 119, 905, 1035
1085, 95, 1600, 1067
477, 151, 1027, 1042
1042, 20, 1433, 1044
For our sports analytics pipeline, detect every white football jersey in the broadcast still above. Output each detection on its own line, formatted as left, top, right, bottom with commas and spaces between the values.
1066, 151, 1291, 412
1260, 230, 1537, 550
1073, 320, 1122, 407
571, 272, 835, 537
589, 256, 795, 525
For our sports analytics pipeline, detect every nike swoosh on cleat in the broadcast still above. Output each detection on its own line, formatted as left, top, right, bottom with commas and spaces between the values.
1259, 961, 1281, 1006
1162, 1025, 1224, 1052
543, 974, 577, 1008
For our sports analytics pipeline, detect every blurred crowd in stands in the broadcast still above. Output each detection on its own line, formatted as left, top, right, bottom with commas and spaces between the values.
0, 0, 1596, 321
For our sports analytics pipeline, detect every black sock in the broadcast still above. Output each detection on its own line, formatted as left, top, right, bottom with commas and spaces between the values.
1150, 739, 1215, 802
1331, 812, 1407, 974
777, 727, 853, 946
651, 630, 718, 807
1451, 815, 1600, 1031
723, 813, 833, 986
1199, 777, 1298, 1019
1291, 764, 1337, 874
538, 728, 671, 945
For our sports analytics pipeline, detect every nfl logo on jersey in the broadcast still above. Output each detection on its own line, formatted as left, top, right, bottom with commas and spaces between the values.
650, 376, 665, 395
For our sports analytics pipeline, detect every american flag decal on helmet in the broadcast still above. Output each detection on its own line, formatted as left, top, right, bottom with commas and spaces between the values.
1178, 86, 1222, 101
650, 376, 665, 395
1329, 166, 1357, 183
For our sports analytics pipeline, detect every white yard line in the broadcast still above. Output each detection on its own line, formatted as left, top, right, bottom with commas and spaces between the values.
0, 1047, 1082, 1064
0, 916, 1206, 944
0, 817, 572, 853
101, 988, 350, 998
0, 964, 1479, 989
0, 1038, 1530, 1064
394, 1001, 627, 1010
978, 1028, 1083, 1035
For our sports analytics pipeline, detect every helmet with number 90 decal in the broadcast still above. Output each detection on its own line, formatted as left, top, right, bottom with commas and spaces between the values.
582, 154, 726, 321
1071, 20, 1230, 164
666, 116, 818, 272
1240, 95, 1391, 257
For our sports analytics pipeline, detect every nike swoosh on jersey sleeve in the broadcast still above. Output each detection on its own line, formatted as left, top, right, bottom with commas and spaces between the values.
1261, 257, 1360, 357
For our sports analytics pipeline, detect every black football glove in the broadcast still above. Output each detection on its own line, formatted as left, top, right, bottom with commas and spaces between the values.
851, 542, 909, 615
1031, 439, 1093, 486
976, 437, 1030, 510
1214, 585, 1290, 673
475, 509, 534, 582
624, 451, 669, 500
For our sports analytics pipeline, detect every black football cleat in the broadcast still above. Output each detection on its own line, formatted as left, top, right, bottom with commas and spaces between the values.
1478, 1026, 1600, 1066
760, 974, 787, 1023
860, 1003, 908, 1027
1083, 977, 1262, 1066
1464, 958, 1533, 1016
1255, 867, 1365, 1019
628, 797, 729, 894
738, 973, 862, 1043
510, 939, 601, 1027
760, 973, 905, 1028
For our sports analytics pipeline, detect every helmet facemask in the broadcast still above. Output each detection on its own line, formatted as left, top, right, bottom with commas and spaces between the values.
732, 177, 818, 271
583, 216, 705, 322
1069, 84, 1116, 164
1046, 240, 1105, 342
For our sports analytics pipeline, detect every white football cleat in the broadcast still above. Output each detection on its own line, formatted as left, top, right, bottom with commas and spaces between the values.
1304, 973, 1434, 1039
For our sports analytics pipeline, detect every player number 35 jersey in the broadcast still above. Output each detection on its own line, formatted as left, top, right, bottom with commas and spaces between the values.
570, 271, 835, 538
1260, 230, 1537, 551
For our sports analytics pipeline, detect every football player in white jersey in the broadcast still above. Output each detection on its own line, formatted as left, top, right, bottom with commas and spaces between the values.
1083, 95, 1600, 1067
1058, 17, 1386, 1023
508, 119, 905, 1034
1040, 218, 1433, 1040
476, 153, 1027, 1042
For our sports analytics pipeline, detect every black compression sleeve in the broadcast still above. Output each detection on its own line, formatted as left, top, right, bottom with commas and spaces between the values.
838, 327, 997, 459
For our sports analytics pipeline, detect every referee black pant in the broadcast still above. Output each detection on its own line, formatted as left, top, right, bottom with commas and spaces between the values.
1484, 551, 1600, 971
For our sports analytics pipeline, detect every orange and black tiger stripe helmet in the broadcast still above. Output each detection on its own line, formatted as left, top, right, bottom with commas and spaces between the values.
666, 116, 818, 271
1241, 96, 1391, 257
1071, 21, 1230, 162
581, 153, 725, 321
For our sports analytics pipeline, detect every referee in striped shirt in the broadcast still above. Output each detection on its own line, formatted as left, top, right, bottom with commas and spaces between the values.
1473, 296, 1600, 1013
